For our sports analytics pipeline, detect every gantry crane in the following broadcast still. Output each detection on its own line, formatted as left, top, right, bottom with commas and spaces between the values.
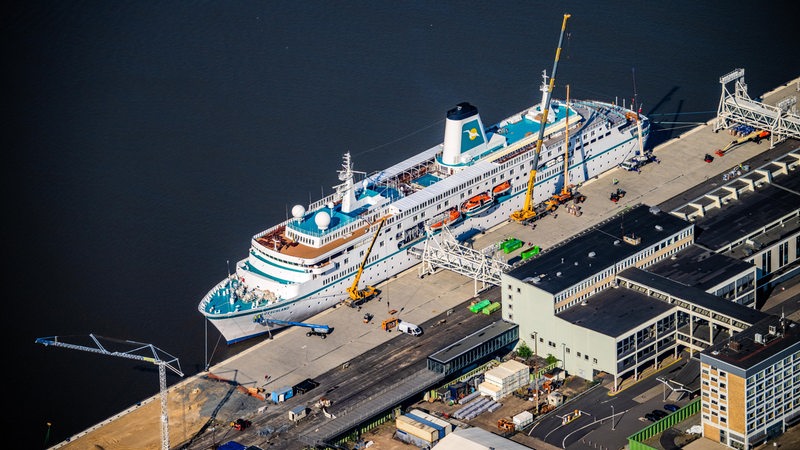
511, 13, 571, 223
345, 217, 387, 307
36, 334, 183, 450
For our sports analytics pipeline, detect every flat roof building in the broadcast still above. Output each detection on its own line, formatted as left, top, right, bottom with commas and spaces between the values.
501, 147, 799, 394
699, 315, 800, 449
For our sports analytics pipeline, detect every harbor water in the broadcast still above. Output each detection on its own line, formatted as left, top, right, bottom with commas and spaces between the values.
6, 1, 798, 445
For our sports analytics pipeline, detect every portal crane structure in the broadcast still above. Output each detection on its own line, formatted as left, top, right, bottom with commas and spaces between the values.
511, 13, 571, 223
345, 217, 387, 307
36, 334, 183, 450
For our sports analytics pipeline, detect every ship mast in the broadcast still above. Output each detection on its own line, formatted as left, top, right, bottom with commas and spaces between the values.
335, 152, 358, 214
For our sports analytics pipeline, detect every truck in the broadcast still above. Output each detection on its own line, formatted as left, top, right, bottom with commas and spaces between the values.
397, 321, 423, 336
252, 315, 332, 338
230, 418, 251, 431
619, 152, 658, 172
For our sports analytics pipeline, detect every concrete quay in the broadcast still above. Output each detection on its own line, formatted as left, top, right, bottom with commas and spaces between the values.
55, 77, 799, 450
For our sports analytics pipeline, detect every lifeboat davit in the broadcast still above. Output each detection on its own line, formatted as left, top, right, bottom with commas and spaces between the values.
492, 180, 511, 197
430, 208, 462, 231
461, 192, 493, 216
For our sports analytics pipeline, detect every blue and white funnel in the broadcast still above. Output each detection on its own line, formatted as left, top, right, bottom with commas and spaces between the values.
442, 102, 487, 166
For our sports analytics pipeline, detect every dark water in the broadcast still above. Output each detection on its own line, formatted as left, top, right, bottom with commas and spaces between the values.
6, 1, 798, 446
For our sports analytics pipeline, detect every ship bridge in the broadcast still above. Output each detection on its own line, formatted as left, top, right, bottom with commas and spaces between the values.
412, 226, 510, 296
714, 68, 800, 144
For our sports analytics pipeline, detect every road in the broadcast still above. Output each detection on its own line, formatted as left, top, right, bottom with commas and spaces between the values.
528, 359, 694, 450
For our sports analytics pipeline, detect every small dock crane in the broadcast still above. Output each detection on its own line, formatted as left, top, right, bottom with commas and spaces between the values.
345, 217, 387, 307
715, 129, 770, 156
36, 334, 183, 450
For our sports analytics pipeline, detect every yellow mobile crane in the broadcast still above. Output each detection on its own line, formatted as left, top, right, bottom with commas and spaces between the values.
544, 84, 585, 211
511, 13, 571, 223
345, 217, 386, 307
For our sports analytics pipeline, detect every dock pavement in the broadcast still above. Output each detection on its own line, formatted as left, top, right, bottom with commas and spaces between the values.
56, 77, 800, 449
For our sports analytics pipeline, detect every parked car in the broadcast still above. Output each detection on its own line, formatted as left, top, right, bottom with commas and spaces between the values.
644, 413, 658, 422
651, 410, 668, 419
664, 404, 680, 412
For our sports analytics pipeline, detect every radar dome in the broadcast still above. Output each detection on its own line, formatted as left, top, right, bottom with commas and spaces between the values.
291, 205, 306, 219
315, 211, 331, 230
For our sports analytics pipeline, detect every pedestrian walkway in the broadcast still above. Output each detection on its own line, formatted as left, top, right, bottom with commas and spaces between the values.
610, 354, 681, 395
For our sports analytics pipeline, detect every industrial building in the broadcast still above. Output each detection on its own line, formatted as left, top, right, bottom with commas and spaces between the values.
699, 315, 800, 449
663, 146, 800, 298
501, 146, 799, 392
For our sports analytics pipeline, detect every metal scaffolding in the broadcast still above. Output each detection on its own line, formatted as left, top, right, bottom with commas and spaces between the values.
714, 68, 800, 145
416, 225, 510, 296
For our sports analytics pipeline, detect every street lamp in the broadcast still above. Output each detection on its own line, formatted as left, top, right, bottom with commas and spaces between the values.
611, 405, 615, 430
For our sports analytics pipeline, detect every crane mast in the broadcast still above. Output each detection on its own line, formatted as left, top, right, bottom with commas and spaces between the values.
346, 217, 387, 306
36, 334, 183, 450
511, 13, 571, 223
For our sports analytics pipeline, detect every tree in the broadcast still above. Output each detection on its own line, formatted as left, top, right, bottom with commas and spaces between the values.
517, 342, 533, 359
545, 354, 558, 366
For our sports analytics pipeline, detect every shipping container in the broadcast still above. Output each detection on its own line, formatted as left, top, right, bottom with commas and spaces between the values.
520, 245, 541, 260
396, 414, 437, 443
513, 410, 534, 428
482, 302, 501, 315
404, 413, 445, 439
270, 386, 294, 403
409, 409, 454, 435
501, 238, 523, 253
469, 299, 491, 313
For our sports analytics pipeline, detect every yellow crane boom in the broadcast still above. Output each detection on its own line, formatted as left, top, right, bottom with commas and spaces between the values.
511, 13, 571, 223
345, 217, 387, 306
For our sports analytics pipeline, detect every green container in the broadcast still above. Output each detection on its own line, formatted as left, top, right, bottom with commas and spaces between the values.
502, 238, 523, 254
469, 299, 491, 313
521, 245, 541, 260
482, 302, 501, 315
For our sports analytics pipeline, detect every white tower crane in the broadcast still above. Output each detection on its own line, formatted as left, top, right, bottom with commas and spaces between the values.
36, 334, 184, 450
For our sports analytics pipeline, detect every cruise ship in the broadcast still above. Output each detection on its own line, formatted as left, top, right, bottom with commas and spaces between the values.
199, 71, 650, 344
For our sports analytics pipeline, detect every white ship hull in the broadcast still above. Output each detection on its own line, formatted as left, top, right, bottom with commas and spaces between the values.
200, 92, 650, 344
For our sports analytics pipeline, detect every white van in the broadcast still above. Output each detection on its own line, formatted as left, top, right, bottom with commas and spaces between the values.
397, 321, 423, 336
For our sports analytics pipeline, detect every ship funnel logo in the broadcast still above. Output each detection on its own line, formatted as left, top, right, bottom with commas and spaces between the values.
464, 128, 480, 140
